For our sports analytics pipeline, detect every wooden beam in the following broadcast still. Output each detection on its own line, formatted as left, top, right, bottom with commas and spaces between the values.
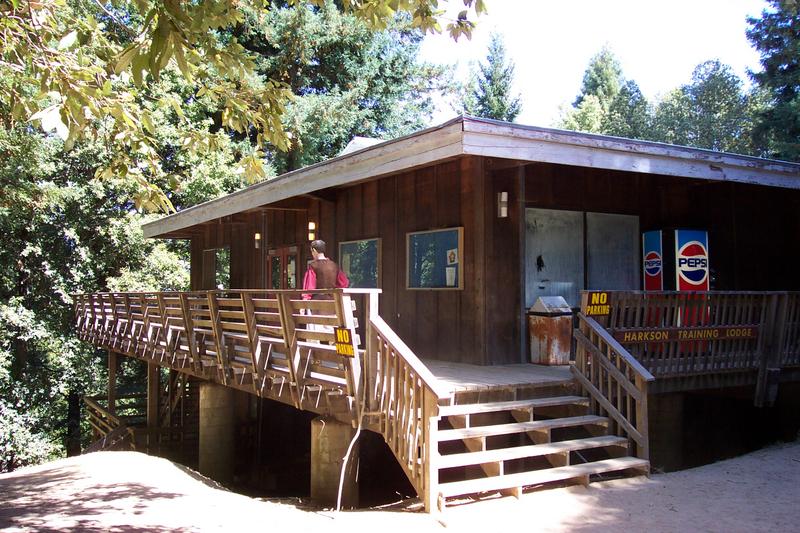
143, 120, 464, 238
107, 350, 117, 415
462, 120, 800, 190
147, 361, 160, 451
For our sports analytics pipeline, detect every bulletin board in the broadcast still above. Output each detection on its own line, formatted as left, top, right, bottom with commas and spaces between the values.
406, 227, 463, 290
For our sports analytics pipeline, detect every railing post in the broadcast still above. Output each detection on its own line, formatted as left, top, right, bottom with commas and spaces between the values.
423, 391, 440, 513
179, 293, 201, 373
147, 361, 160, 452
276, 291, 301, 408
363, 291, 379, 412
206, 291, 229, 385
755, 292, 788, 407
635, 374, 649, 462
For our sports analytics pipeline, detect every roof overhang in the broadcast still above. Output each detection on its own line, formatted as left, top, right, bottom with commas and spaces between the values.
143, 116, 800, 239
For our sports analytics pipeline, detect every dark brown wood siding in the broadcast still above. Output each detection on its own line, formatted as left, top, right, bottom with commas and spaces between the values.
524, 162, 800, 292
186, 157, 800, 365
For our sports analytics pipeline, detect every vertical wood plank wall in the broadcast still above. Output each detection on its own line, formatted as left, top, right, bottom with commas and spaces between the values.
186, 157, 800, 365
525, 162, 800, 292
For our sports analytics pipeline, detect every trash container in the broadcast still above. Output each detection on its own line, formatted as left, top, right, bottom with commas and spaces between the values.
528, 296, 573, 365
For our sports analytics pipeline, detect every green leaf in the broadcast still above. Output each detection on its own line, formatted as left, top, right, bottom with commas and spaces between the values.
174, 43, 193, 83
141, 112, 155, 134
58, 31, 78, 50
114, 45, 138, 75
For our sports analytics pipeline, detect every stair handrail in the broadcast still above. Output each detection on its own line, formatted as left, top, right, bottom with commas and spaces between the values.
83, 395, 137, 450
365, 314, 448, 513
367, 315, 450, 400
572, 312, 654, 461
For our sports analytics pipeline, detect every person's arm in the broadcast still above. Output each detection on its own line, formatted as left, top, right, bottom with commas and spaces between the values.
336, 269, 349, 289
301, 268, 316, 300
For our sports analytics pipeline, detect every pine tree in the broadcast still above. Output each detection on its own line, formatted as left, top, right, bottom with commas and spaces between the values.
464, 33, 522, 122
573, 46, 623, 110
746, 0, 800, 161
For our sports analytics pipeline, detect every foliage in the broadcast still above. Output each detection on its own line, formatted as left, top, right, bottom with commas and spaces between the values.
0, 398, 59, 471
651, 61, 760, 155
559, 94, 606, 133
560, 48, 762, 157
0, 124, 187, 472
560, 47, 629, 134
605, 80, 651, 139
463, 33, 521, 122
573, 46, 623, 110
747, 0, 800, 160
239, 3, 447, 173
0, 0, 485, 210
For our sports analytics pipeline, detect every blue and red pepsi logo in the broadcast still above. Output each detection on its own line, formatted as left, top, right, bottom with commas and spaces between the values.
644, 251, 662, 277
677, 241, 709, 286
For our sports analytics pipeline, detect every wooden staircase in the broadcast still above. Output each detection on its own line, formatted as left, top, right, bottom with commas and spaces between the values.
433, 393, 649, 506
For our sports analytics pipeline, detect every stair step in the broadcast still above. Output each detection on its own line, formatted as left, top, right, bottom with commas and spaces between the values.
439, 396, 589, 417
438, 415, 609, 441
438, 435, 628, 469
438, 456, 650, 498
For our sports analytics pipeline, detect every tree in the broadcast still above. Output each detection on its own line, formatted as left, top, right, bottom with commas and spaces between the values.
559, 47, 642, 136
747, 0, 800, 161
651, 61, 758, 155
238, 4, 446, 173
463, 33, 521, 122
559, 94, 606, 133
573, 46, 623, 110
0, 0, 485, 211
605, 80, 651, 139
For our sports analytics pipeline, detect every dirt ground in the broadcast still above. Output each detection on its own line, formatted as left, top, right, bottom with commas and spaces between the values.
1, 442, 798, 532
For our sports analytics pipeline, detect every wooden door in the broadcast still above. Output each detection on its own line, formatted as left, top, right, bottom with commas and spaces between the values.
267, 246, 299, 289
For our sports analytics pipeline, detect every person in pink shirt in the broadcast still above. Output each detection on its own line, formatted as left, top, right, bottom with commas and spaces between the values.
302, 240, 348, 301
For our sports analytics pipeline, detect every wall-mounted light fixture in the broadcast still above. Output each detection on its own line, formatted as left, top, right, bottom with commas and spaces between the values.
254, 232, 261, 249
307, 221, 316, 242
497, 191, 508, 218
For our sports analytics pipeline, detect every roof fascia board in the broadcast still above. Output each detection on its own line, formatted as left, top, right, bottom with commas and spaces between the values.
462, 119, 800, 189
143, 120, 464, 238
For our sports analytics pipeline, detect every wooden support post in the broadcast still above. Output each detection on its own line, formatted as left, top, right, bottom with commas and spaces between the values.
198, 382, 235, 484
310, 416, 359, 509
423, 393, 440, 513
755, 293, 788, 407
107, 350, 117, 415
147, 361, 160, 452
635, 375, 650, 462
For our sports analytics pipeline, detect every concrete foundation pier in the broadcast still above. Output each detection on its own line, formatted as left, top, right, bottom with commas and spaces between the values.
199, 383, 235, 484
310, 416, 359, 508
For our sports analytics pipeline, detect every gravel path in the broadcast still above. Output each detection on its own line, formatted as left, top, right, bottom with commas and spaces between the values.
1, 442, 798, 532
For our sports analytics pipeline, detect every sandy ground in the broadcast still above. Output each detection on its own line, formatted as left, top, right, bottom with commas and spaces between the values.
1, 442, 798, 533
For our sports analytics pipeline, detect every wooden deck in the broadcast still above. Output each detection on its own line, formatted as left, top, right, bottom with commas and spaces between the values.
423, 360, 574, 394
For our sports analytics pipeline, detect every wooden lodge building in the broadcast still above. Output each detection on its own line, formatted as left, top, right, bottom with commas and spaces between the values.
76, 116, 800, 511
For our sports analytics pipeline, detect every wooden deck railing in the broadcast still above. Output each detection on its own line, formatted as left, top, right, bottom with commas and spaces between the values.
596, 291, 800, 377
779, 293, 800, 368
364, 310, 450, 513
76, 287, 450, 510
573, 313, 654, 461
74, 289, 369, 420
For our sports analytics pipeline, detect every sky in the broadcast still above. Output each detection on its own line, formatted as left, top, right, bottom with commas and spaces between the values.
419, 0, 770, 127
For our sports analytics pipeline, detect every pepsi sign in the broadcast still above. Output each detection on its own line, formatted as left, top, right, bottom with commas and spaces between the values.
642, 230, 663, 290
645, 252, 662, 276
675, 230, 709, 290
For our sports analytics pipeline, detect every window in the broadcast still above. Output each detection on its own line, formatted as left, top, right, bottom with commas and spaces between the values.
406, 227, 463, 290
339, 238, 381, 288
215, 247, 230, 289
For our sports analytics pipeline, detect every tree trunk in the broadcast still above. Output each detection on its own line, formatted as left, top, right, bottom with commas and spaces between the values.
66, 391, 82, 456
